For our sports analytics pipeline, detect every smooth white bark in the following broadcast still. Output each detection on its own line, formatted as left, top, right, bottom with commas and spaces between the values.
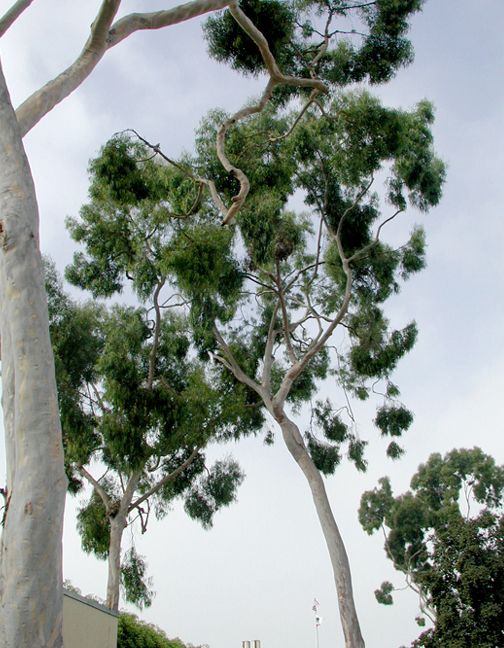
276, 413, 364, 648
105, 473, 139, 611
15, 0, 231, 137
0, 57, 67, 648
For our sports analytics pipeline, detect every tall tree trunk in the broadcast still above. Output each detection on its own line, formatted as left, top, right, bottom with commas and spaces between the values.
106, 513, 128, 611
0, 58, 67, 647
276, 411, 365, 648
106, 472, 140, 610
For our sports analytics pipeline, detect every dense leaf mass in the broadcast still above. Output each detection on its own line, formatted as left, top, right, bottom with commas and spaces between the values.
204, 0, 426, 89
117, 613, 188, 648
204, 0, 295, 75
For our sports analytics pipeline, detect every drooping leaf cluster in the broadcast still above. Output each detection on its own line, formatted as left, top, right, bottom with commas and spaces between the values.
359, 448, 504, 647
120, 547, 155, 611
306, 399, 368, 475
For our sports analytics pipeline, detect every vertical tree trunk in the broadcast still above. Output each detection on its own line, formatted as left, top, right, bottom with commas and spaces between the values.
0, 58, 67, 647
106, 472, 140, 610
277, 411, 365, 648
106, 513, 128, 611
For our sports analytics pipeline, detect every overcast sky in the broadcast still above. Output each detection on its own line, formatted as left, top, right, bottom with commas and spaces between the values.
1, 1, 504, 647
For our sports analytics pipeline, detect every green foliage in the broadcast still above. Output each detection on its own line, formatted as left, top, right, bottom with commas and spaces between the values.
374, 405, 413, 458
47, 131, 258, 605
359, 448, 504, 647
184, 458, 245, 529
183, 88, 444, 480
117, 613, 190, 648
411, 513, 504, 648
76, 487, 115, 559
305, 400, 368, 475
204, 0, 426, 90
374, 580, 394, 606
66, 134, 204, 301
121, 548, 155, 611
44, 258, 104, 492
204, 0, 295, 76
57, 22, 446, 611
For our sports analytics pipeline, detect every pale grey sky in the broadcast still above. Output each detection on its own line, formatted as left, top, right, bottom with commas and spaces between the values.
1, 1, 504, 647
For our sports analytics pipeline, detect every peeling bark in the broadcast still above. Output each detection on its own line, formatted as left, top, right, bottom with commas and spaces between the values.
0, 58, 67, 648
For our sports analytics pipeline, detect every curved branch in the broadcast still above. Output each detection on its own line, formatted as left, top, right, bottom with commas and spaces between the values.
106, 0, 229, 46
218, 77, 277, 225
261, 300, 280, 392
228, 0, 327, 94
147, 279, 165, 390
0, 0, 35, 37
16, 0, 231, 136
213, 325, 270, 405
348, 208, 403, 263
16, 0, 122, 136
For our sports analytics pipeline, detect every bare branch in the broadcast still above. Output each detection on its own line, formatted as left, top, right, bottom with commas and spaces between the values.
310, 9, 332, 69
129, 446, 200, 512
213, 325, 269, 403
336, 177, 374, 242
276, 261, 298, 365
261, 300, 280, 392
106, 0, 229, 46
16, 0, 122, 136
228, 0, 328, 94
79, 466, 112, 511
0, 0, 35, 38
16, 0, 232, 136
348, 208, 403, 263
147, 279, 165, 391
269, 90, 318, 143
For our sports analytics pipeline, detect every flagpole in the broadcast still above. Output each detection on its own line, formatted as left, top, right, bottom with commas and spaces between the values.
312, 598, 321, 648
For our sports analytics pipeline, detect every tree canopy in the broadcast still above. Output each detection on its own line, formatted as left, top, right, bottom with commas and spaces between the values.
359, 448, 504, 648
46, 209, 251, 610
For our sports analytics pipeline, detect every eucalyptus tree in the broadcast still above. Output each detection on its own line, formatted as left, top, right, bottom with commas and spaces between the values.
1, 0, 428, 645
45, 139, 255, 611
359, 448, 504, 647
183, 93, 444, 647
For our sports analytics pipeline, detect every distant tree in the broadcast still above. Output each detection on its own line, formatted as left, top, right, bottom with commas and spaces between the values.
44, 141, 255, 611
359, 448, 504, 648
1, 0, 429, 644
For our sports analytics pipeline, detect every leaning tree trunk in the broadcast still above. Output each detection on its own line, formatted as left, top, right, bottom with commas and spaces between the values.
276, 410, 365, 648
0, 59, 67, 647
